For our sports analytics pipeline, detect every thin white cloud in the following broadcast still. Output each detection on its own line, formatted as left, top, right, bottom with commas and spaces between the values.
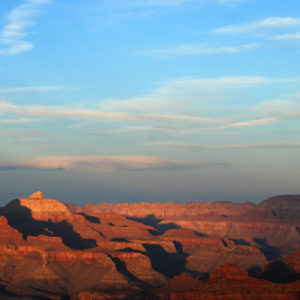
251, 99, 300, 120
145, 140, 300, 151
105, 76, 296, 115
213, 17, 300, 34
0, 155, 214, 171
89, 117, 283, 139
0, 100, 222, 124
182, 117, 281, 131
1, 76, 297, 129
271, 32, 300, 40
0, 86, 66, 93
161, 76, 292, 89
220, 117, 280, 129
137, 43, 256, 57
92, 125, 185, 135
0, 117, 46, 124
0, 0, 51, 55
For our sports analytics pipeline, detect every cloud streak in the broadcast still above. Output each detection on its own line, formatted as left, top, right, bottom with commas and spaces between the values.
137, 44, 256, 57
146, 141, 300, 151
0, 117, 46, 124
0, 100, 222, 124
105, 76, 299, 115
213, 17, 300, 34
0, 85, 66, 93
219, 117, 281, 129
1, 77, 298, 131
0, 0, 51, 55
0, 155, 216, 172
271, 32, 300, 40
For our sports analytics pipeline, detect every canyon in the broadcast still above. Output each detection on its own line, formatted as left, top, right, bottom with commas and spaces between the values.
0, 192, 299, 299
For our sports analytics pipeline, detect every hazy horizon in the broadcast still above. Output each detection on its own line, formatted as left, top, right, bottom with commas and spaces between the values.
0, 0, 300, 205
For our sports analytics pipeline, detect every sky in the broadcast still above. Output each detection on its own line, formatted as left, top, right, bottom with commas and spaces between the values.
0, 0, 300, 205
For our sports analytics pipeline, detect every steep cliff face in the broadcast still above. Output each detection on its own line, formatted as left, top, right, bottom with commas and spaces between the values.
0, 192, 299, 299
79, 201, 259, 218
3, 191, 71, 222
77, 196, 300, 257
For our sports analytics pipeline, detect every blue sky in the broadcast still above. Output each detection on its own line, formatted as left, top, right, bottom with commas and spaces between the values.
0, 0, 300, 204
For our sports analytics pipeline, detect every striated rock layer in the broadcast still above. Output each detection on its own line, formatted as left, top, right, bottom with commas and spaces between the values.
0, 192, 299, 299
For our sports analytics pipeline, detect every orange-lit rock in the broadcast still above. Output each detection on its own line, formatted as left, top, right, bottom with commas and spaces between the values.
0, 193, 299, 299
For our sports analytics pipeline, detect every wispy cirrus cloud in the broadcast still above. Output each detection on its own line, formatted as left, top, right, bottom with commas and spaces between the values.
91, 117, 281, 137
1, 76, 298, 132
271, 32, 300, 40
158, 76, 295, 89
213, 17, 300, 34
0, 0, 51, 55
251, 98, 300, 119
137, 43, 256, 57
0, 117, 46, 124
105, 76, 286, 110
145, 140, 300, 151
91, 125, 185, 136
0, 85, 66, 93
0, 155, 217, 172
0, 100, 222, 124
219, 117, 281, 129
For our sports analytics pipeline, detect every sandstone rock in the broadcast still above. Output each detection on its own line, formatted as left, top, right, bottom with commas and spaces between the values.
168, 264, 300, 300
0, 193, 299, 299
29, 191, 45, 199
259, 195, 300, 220
210, 262, 248, 280
3, 193, 71, 222
156, 272, 201, 293
111, 251, 167, 286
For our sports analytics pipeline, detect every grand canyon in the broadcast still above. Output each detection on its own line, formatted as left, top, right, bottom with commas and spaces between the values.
0, 191, 299, 299
1, 0, 299, 299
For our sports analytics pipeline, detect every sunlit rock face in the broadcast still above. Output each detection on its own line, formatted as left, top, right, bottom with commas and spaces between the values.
0, 193, 299, 299
29, 191, 45, 199
18, 191, 71, 221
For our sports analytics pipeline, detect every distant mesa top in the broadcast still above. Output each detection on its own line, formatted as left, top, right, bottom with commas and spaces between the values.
29, 191, 45, 199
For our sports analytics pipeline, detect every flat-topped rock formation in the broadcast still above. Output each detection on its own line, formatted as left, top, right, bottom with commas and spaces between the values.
3, 191, 71, 221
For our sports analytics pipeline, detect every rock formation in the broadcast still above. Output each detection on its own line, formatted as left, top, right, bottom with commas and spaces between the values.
0, 192, 299, 299
168, 263, 300, 300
